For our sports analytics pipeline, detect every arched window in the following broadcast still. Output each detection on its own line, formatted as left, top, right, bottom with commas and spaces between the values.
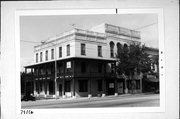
123, 43, 129, 53
109, 41, 115, 58
117, 42, 122, 54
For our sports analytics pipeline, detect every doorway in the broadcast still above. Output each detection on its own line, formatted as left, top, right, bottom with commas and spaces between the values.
49, 81, 54, 95
106, 80, 115, 95
65, 80, 71, 97
59, 84, 62, 96
117, 82, 124, 94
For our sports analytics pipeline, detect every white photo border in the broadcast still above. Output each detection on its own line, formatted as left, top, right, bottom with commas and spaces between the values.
15, 8, 165, 115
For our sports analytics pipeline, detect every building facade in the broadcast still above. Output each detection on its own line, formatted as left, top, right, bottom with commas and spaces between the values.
24, 23, 149, 98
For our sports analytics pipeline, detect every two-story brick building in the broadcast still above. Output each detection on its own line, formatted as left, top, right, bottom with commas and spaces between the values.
24, 23, 144, 98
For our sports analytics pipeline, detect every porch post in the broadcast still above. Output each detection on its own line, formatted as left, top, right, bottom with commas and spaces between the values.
102, 62, 106, 97
114, 78, 118, 96
37, 66, 40, 96
72, 60, 76, 98
47, 81, 49, 95
114, 62, 118, 96
45, 64, 47, 97
88, 78, 92, 98
62, 61, 66, 98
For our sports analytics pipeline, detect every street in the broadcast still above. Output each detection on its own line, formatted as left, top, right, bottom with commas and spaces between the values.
22, 93, 159, 109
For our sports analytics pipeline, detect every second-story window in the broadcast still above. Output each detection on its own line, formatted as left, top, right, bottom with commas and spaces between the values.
45, 50, 48, 61
40, 52, 43, 62
81, 43, 86, 55
59, 47, 62, 58
51, 49, 54, 59
67, 44, 70, 56
36, 53, 38, 63
110, 41, 115, 58
98, 46, 102, 57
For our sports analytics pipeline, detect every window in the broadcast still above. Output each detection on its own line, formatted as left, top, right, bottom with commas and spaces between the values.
123, 44, 129, 53
51, 49, 54, 59
59, 47, 62, 58
40, 52, 43, 62
79, 80, 88, 92
98, 46, 102, 57
110, 41, 114, 58
117, 42, 122, 54
81, 62, 86, 73
45, 50, 48, 61
98, 63, 102, 73
67, 44, 70, 56
97, 80, 103, 91
81, 43, 86, 55
36, 53, 38, 63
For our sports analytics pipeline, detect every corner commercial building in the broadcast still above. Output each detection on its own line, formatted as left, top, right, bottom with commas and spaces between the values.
24, 23, 158, 98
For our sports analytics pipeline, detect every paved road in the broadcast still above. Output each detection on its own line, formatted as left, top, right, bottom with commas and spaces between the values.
22, 94, 159, 109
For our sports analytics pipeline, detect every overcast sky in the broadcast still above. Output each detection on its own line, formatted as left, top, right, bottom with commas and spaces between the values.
20, 14, 158, 71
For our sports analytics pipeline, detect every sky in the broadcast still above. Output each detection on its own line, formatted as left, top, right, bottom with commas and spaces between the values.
20, 14, 158, 71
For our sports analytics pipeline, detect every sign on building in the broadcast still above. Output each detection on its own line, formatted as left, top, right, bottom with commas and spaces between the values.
66, 61, 71, 68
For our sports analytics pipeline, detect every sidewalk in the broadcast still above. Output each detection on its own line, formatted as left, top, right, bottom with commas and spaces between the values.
34, 93, 156, 103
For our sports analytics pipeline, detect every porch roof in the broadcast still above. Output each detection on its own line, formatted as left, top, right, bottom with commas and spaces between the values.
24, 57, 116, 68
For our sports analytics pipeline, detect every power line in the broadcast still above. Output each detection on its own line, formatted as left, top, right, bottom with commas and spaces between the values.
21, 40, 41, 44
134, 22, 158, 30
21, 22, 158, 44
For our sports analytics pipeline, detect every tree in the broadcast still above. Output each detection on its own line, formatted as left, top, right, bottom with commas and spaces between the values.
116, 42, 153, 93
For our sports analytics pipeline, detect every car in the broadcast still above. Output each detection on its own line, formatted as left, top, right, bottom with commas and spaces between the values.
21, 93, 36, 101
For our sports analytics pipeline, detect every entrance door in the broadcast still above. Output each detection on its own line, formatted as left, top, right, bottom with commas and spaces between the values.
49, 81, 54, 95
59, 84, 62, 96
107, 82, 115, 95
65, 80, 71, 97
117, 82, 123, 94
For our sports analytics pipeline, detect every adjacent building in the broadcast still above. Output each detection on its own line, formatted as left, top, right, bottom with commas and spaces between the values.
23, 23, 158, 98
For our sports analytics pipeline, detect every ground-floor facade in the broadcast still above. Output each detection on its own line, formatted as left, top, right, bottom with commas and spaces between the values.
23, 58, 143, 98
25, 78, 142, 98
